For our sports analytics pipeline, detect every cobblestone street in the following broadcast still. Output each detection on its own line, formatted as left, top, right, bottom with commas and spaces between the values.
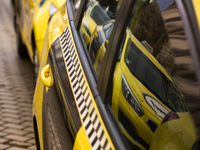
0, 0, 36, 149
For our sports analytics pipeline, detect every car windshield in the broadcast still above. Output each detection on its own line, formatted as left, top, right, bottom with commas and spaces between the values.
90, 5, 110, 25
124, 38, 187, 112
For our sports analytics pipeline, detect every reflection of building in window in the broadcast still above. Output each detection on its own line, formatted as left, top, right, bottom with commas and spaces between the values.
155, 43, 174, 74
130, 0, 173, 71
162, 3, 200, 104
129, 0, 200, 107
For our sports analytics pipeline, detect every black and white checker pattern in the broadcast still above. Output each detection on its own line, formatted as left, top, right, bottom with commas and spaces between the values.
60, 27, 112, 150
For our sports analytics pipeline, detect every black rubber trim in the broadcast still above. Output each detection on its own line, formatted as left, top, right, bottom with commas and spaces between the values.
181, 0, 200, 84
66, 0, 136, 149
182, 0, 200, 55
74, 0, 89, 30
50, 39, 82, 135
67, 0, 75, 21
97, 0, 136, 103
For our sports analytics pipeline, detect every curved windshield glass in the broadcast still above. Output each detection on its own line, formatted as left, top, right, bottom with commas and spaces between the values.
124, 38, 187, 112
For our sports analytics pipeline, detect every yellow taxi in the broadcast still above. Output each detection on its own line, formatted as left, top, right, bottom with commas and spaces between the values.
87, 19, 189, 149
88, 20, 114, 76
111, 29, 188, 149
80, 0, 110, 49
14, 0, 65, 81
32, 0, 200, 149
150, 111, 197, 150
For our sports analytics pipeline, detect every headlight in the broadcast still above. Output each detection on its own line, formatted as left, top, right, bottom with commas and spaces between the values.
121, 73, 144, 117
49, 3, 57, 16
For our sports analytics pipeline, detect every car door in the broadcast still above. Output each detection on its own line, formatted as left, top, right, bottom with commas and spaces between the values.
39, 0, 200, 149
76, 0, 200, 149
43, 0, 136, 149
24, 0, 37, 46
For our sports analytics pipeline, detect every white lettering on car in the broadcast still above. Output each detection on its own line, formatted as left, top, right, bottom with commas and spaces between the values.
143, 93, 169, 119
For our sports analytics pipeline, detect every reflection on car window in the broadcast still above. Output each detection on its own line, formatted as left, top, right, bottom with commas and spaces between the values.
124, 38, 186, 112
90, 5, 110, 25
111, 0, 199, 149
80, 0, 199, 149
80, 0, 121, 78
73, 0, 81, 13
103, 22, 114, 40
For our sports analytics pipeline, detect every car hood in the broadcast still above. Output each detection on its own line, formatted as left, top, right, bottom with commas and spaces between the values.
150, 112, 197, 150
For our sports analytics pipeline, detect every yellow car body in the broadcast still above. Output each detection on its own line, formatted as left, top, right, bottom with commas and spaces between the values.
112, 30, 189, 149
33, 0, 66, 63
14, 0, 40, 58
192, 0, 200, 30
32, 0, 199, 150
150, 112, 197, 150
33, 3, 115, 150
86, 18, 188, 149
14, 0, 65, 79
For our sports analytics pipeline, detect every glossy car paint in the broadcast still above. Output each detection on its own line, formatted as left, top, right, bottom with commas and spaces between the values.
87, 19, 186, 149
192, 0, 200, 30
15, 0, 40, 60
33, 0, 199, 149
33, 0, 66, 63
150, 112, 197, 150
33, 2, 115, 149
112, 30, 173, 148
15, 0, 65, 63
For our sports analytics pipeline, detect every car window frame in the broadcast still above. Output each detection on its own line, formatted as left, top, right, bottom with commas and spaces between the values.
176, 0, 200, 84
97, 0, 136, 104
67, 0, 137, 149
67, 0, 200, 149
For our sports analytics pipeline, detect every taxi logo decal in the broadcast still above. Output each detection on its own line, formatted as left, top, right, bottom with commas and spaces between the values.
60, 27, 112, 150
143, 93, 169, 119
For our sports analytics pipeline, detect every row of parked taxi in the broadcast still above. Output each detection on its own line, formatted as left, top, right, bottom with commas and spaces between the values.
13, 0, 200, 149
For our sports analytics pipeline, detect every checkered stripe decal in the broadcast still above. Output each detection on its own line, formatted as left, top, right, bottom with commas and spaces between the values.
60, 27, 112, 150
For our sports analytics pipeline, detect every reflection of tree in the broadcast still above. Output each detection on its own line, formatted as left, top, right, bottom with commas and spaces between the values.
130, 1, 168, 57
130, 0, 146, 33
128, 0, 177, 74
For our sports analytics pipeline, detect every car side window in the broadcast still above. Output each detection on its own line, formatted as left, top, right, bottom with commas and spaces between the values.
109, 0, 200, 149
80, 0, 123, 78
73, 0, 81, 13
78, 0, 199, 149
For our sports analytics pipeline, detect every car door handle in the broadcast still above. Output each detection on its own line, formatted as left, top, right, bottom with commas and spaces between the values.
41, 64, 54, 92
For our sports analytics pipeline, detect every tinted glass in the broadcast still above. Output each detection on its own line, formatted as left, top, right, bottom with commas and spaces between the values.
80, 0, 122, 78
73, 0, 81, 13
79, 0, 200, 149
110, 0, 200, 149
124, 38, 186, 112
